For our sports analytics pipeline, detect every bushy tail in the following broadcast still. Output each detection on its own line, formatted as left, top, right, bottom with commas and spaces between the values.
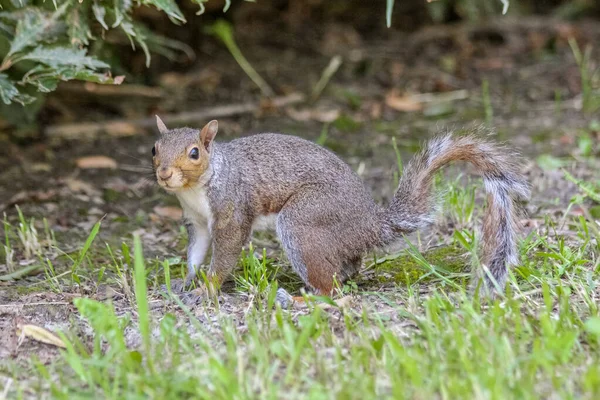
380, 128, 530, 294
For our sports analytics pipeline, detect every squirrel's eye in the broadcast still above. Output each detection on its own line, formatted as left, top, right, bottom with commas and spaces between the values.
189, 147, 200, 160
151, 146, 156, 157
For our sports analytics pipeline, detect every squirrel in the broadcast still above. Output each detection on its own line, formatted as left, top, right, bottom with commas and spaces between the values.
152, 116, 529, 301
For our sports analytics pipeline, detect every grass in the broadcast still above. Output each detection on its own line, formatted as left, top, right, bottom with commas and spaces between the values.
482, 78, 493, 125
569, 39, 600, 114
1, 163, 599, 399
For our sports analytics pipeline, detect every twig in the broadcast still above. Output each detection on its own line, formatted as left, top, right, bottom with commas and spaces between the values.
58, 82, 165, 99
0, 302, 72, 309
311, 55, 342, 102
1, 378, 12, 400
409, 90, 469, 103
45, 92, 306, 140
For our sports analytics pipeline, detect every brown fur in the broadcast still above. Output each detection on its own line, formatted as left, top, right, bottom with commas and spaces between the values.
154, 120, 529, 298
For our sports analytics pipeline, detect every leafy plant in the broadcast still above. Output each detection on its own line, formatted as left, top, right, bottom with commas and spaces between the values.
569, 38, 600, 114
0, 0, 209, 107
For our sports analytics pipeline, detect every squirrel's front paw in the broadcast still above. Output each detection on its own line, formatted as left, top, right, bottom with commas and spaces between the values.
161, 274, 197, 294
177, 286, 207, 306
160, 280, 213, 306
161, 278, 186, 294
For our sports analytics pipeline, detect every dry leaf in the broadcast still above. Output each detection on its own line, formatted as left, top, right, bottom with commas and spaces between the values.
370, 102, 382, 119
286, 107, 340, 123
65, 178, 98, 196
16, 323, 66, 349
153, 206, 183, 220
30, 163, 53, 173
76, 156, 118, 169
318, 295, 354, 311
5, 189, 58, 208
385, 91, 423, 112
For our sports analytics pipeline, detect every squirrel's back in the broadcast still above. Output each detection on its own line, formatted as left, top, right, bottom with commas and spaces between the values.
212, 133, 381, 217
219, 133, 357, 183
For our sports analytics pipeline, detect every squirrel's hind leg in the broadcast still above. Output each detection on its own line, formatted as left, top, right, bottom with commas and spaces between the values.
276, 201, 345, 296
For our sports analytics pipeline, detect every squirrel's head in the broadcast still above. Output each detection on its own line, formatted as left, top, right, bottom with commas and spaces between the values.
152, 116, 218, 192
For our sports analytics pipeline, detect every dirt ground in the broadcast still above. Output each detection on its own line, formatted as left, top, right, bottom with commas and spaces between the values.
1, 15, 599, 380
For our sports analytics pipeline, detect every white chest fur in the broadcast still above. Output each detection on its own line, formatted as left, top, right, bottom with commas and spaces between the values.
176, 187, 213, 225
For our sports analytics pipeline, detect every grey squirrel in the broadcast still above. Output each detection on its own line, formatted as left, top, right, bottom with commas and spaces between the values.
152, 116, 529, 301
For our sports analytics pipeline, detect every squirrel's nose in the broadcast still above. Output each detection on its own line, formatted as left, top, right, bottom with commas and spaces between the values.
158, 167, 173, 180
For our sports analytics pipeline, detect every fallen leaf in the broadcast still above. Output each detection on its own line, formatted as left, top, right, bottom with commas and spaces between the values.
519, 219, 540, 229
370, 102, 382, 119
16, 323, 66, 349
76, 156, 118, 169
65, 178, 98, 196
318, 295, 354, 311
559, 134, 574, 145
30, 163, 53, 173
389, 61, 405, 81
385, 91, 423, 112
423, 102, 455, 117
286, 107, 340, 123
153, 206, 183, 220
4, 189, 58, 209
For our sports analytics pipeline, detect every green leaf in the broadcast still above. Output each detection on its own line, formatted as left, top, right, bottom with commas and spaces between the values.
0, 73, 21, 104
92, 1, 108, 30
189, 0, 209, 15
71, 69, 124, 84
121, 21, 151, 67
68, 3, 92, 46
25, 76, 59, 93
585, 317, 600, 337
131, 23, 194, 62
21, 46, 109, 70
6, 11, 44, 57
113, 0, 133, 27
0, 20, 13, 37
6, 2, 68, 58
142, 0, 186, 23
12, 0, 30, 6
22, 65, 124, 92
0, 73, 35, 105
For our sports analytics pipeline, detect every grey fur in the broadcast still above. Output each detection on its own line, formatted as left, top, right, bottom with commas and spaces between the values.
154, 124, 529, 296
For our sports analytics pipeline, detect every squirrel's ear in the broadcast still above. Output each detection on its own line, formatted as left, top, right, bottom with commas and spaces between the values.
200, 120, 218, 150
156, 115, 169, 135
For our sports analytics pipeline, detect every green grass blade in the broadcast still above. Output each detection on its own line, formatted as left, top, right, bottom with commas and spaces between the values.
386, 0, 395, 28
70, 219, 101, 280
133, 234, 152, 370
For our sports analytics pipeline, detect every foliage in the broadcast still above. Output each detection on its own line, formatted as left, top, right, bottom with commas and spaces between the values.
0, 0, 210, 107
0, 0, 519, 109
